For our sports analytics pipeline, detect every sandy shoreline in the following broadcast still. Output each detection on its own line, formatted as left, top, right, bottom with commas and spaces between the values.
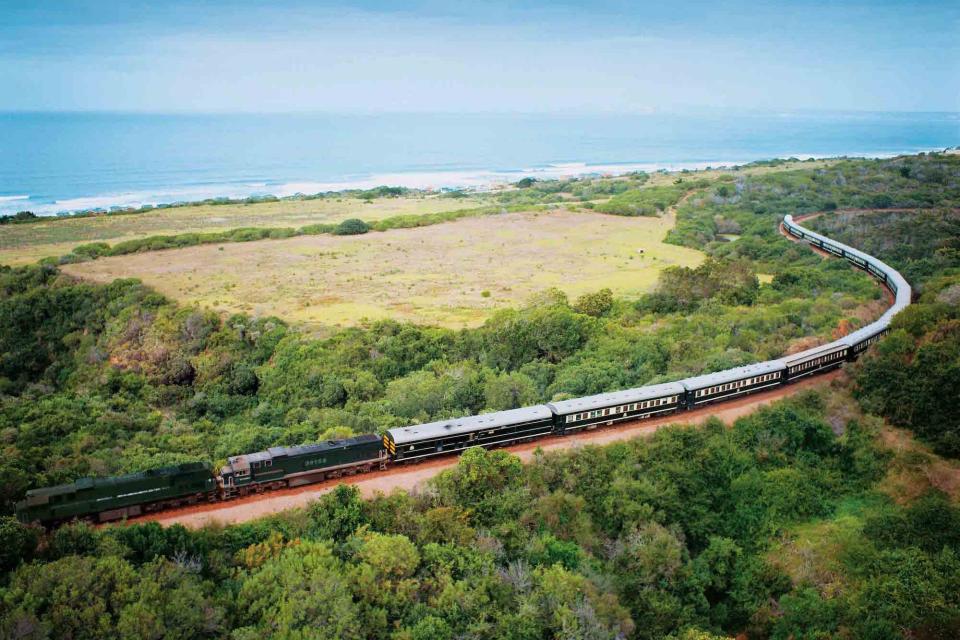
12, 147, 948, 218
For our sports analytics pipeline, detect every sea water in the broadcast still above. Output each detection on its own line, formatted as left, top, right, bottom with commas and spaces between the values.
0, 110, 956, 216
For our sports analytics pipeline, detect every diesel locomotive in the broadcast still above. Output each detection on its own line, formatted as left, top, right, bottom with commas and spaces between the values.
15, 214, 912, 526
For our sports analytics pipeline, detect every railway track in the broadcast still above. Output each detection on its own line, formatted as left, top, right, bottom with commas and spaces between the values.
139, 370, 843, 528
18, 209, 904, 529
133, 212, 889, 529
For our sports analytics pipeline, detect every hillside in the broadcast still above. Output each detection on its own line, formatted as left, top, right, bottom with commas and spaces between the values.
2, 152, 959, 639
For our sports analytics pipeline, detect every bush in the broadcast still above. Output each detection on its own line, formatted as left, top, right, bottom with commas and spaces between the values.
72, 242, 112, 259
332, 218, 370, 235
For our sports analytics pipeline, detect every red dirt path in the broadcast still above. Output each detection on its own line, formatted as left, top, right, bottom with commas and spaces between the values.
126, 212, 880, 529
137, 371, 841, 529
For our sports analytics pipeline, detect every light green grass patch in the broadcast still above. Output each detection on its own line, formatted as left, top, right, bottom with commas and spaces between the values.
63, 209, 704, 329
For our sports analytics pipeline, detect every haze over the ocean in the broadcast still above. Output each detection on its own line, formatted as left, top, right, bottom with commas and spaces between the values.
0, 0, 956, 215
3, 0, 958, 113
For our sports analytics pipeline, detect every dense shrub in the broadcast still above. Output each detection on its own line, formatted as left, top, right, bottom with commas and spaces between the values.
332, 218, 371, 235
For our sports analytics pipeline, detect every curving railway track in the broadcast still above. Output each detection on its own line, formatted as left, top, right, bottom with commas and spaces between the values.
18, 212, 911, 529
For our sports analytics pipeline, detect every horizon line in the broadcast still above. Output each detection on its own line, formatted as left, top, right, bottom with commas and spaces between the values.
2, 107, 958, 118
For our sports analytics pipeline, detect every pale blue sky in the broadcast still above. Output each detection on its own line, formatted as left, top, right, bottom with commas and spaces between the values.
1, 0, 957, 113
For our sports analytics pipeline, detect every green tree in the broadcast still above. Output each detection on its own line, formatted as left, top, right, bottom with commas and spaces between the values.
484, 371, 538, 411
573, 288, 614, 317
235, 541, 361, 640
308, 484, 367, 542
0, 516, 38, 574
434, 447, 525, 526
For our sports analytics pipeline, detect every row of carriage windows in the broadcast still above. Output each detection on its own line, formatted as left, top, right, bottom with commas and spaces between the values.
694, 372, 780, 399
565, 396, 680, 423
854, 333, 883, 351
790, 350, 845, 373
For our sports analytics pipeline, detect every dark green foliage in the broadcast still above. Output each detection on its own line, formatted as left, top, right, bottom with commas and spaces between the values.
515, 177, 536, 188
667, 152, 960, 256
0, 210, 38, 224
640, 258, 759, 312
573, 287, 614, 317
308, 484, 367, 542
853, 280, 960, 456
809, 209, 960, 290
863, 491, 960, 553
433, 447, 525, 526
0, 555, 226, 639
332, 217, 370, 235
0, 388, 950, 639
595, 183, 693, 216
1, 153, 958, 637
770, 587, 840, 640
0, 517, 38, 575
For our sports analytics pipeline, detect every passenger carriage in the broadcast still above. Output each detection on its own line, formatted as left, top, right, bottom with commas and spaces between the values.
779, 342, 849, 381
842, 321, 890, 357
680, 361, 786, 408
384, 406, 555, 462
547, 382, 686, 434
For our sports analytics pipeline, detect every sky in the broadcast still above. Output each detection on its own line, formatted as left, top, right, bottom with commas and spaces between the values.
0, 0, 957, 114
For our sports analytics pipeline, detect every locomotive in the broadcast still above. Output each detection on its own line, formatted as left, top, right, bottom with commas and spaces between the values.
15, 214, 912, 526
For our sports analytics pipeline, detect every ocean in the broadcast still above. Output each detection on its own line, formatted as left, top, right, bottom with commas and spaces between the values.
0, 110, 957, 217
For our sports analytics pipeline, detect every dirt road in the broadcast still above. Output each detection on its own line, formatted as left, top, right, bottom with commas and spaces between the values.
139, 371, 841, 529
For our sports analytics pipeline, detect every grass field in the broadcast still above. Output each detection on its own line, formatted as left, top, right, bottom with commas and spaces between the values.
0, 194, 483, 265
63, 209, 704, 329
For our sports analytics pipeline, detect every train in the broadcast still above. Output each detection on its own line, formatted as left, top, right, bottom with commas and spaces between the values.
14, 214, 912, 526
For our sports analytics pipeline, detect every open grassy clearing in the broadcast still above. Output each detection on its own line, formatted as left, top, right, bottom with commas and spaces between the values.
63, 208, 704, 329
0, 194, 483, 265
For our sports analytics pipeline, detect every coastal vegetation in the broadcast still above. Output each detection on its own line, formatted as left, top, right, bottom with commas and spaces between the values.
808, 209, 960, 457
0, 158, 828, 267
1, 152, 958, 638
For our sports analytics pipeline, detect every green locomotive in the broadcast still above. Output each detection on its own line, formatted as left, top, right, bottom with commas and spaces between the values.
14, 462, 216, 525
219, 434, 385, 498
